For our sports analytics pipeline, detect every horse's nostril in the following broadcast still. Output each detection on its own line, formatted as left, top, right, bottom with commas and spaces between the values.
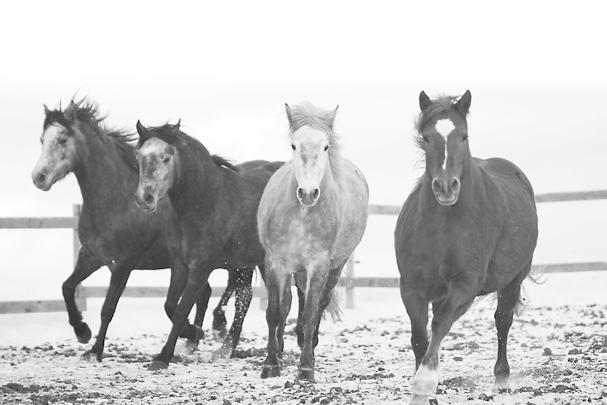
35, 172, 46, 184
144, 193, 154, 204
312, 189, 320, 199
431, 178, 441, 193
297, 188, 304, 199
451, 178, 460, 191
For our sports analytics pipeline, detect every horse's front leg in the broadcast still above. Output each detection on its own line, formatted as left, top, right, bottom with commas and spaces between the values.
62, 247, 102, 343
297, 265, 330, 383
149, 266, 213, 370
409, 278, 476, 404
213, 267, 254, 360
261, 261, 291, 378
82, 258, 136, 362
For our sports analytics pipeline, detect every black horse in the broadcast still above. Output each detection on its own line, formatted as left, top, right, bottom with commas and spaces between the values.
134, 121, 282, 368
395, 91, 538, 404
31, 99, 229, 360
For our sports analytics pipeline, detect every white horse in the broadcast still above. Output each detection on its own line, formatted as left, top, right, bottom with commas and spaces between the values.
257, 103, 369, 382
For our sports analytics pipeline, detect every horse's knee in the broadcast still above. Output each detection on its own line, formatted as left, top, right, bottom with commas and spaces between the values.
62, 280, 75, 297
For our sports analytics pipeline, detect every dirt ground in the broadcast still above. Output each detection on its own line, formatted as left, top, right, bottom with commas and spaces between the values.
0, 302, 605, 405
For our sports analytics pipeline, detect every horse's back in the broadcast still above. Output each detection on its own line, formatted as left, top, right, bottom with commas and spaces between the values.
477, 157, 534, 201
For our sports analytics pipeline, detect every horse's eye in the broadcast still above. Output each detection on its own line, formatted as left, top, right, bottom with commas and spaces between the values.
462, 134, 469, 141
162, 156, 171, 164
58, 137, 67, 145
422, 136, 429, 144
291, 144, 296, 151
324, 145, 329, 152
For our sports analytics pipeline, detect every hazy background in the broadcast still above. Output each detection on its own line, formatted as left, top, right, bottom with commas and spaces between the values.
1, 1, 606, 300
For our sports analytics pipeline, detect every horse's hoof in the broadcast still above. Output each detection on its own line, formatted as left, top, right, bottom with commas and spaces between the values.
148, 359, 169, 371
185, 339, 199, 354
409, 394, 430, 405
81, 350, 101, 362
74, 323, 92, 344
296, 368, 316, 383
494, 378, 511, 393
260, 364, 281, 379
212, 345, 233, 362
212, 327, 228, 342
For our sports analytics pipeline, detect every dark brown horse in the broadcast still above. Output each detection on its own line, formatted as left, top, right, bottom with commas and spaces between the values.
30, 99, 226, 360
134, 121, 282, 369
394, 91, 538, 404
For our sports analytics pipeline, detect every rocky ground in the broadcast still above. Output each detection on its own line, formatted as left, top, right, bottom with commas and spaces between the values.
0, 302, 606, 404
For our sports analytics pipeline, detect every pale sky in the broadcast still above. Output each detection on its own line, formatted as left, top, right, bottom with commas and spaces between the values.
1, 1, 606, 296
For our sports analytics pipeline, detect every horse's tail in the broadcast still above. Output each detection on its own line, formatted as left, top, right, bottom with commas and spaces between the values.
516, 264, 545, 315
324, 288, 342, 322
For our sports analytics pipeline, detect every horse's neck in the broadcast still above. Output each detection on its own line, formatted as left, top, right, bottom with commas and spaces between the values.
169, 150, 231, 223
75, 139, 135, 212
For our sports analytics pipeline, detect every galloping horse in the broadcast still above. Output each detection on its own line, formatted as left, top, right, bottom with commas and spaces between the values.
134, 121, 282, 369
394, 91, 538, 403
257, 103, 369, 382
31, 99, 225, 360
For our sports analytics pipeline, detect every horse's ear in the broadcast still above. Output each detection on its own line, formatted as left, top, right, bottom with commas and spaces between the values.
455, 90, 471, 115
326, 105, 339, 130
419, 91, 432, 111
136, 120, 149, 139
175, 119, 181, 131
285, 103, 294, 130
43, 104, 50, 115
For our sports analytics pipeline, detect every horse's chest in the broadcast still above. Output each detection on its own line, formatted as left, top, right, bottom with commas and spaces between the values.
270, 213, 337, 261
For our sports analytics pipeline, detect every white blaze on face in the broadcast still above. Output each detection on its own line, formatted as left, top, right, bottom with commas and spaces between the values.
435, 119, 455, 170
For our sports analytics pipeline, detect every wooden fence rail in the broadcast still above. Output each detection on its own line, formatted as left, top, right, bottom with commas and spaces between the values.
1, 189, 606, 313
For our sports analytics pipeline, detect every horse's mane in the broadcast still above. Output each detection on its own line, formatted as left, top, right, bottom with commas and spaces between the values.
44, 98, 138, 171
140, 124, 239, 173
287, 102, 340, 152
414, 94, 468, 150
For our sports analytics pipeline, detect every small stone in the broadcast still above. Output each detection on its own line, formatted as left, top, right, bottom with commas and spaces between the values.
543, 347, 552, 356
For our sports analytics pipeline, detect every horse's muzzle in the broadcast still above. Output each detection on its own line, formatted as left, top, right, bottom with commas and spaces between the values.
32, 170, 51, 191
134, 189, 158, 213
431, 176, 460, 206
297, 187, 320, 208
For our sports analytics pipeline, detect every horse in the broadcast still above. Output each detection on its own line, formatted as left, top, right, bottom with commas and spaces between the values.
30, 99, 230, 360
257, 103, 369, 382
394, 90, 538, 404
134, 121, 282, 369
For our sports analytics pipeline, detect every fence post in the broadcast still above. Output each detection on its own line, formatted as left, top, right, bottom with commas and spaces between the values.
344, 254, 355, 309
72, 204, 86, 310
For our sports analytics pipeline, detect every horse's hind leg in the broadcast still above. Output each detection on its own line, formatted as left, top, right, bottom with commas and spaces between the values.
62, 247, 102, 343
212, 271, 236, 341
494, 270, 528, 391
213, 267, 254, 360
82, 259, 136, 362
311, 265, 343, 349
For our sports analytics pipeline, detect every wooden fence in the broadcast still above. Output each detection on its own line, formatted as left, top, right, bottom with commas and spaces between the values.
1, 190, 606, 313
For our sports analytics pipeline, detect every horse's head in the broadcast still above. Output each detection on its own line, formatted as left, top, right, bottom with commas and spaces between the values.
32, 103, 81, 191
134, 120, 180, 213
285, 103, 339, 208
417, 90, 472, 206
